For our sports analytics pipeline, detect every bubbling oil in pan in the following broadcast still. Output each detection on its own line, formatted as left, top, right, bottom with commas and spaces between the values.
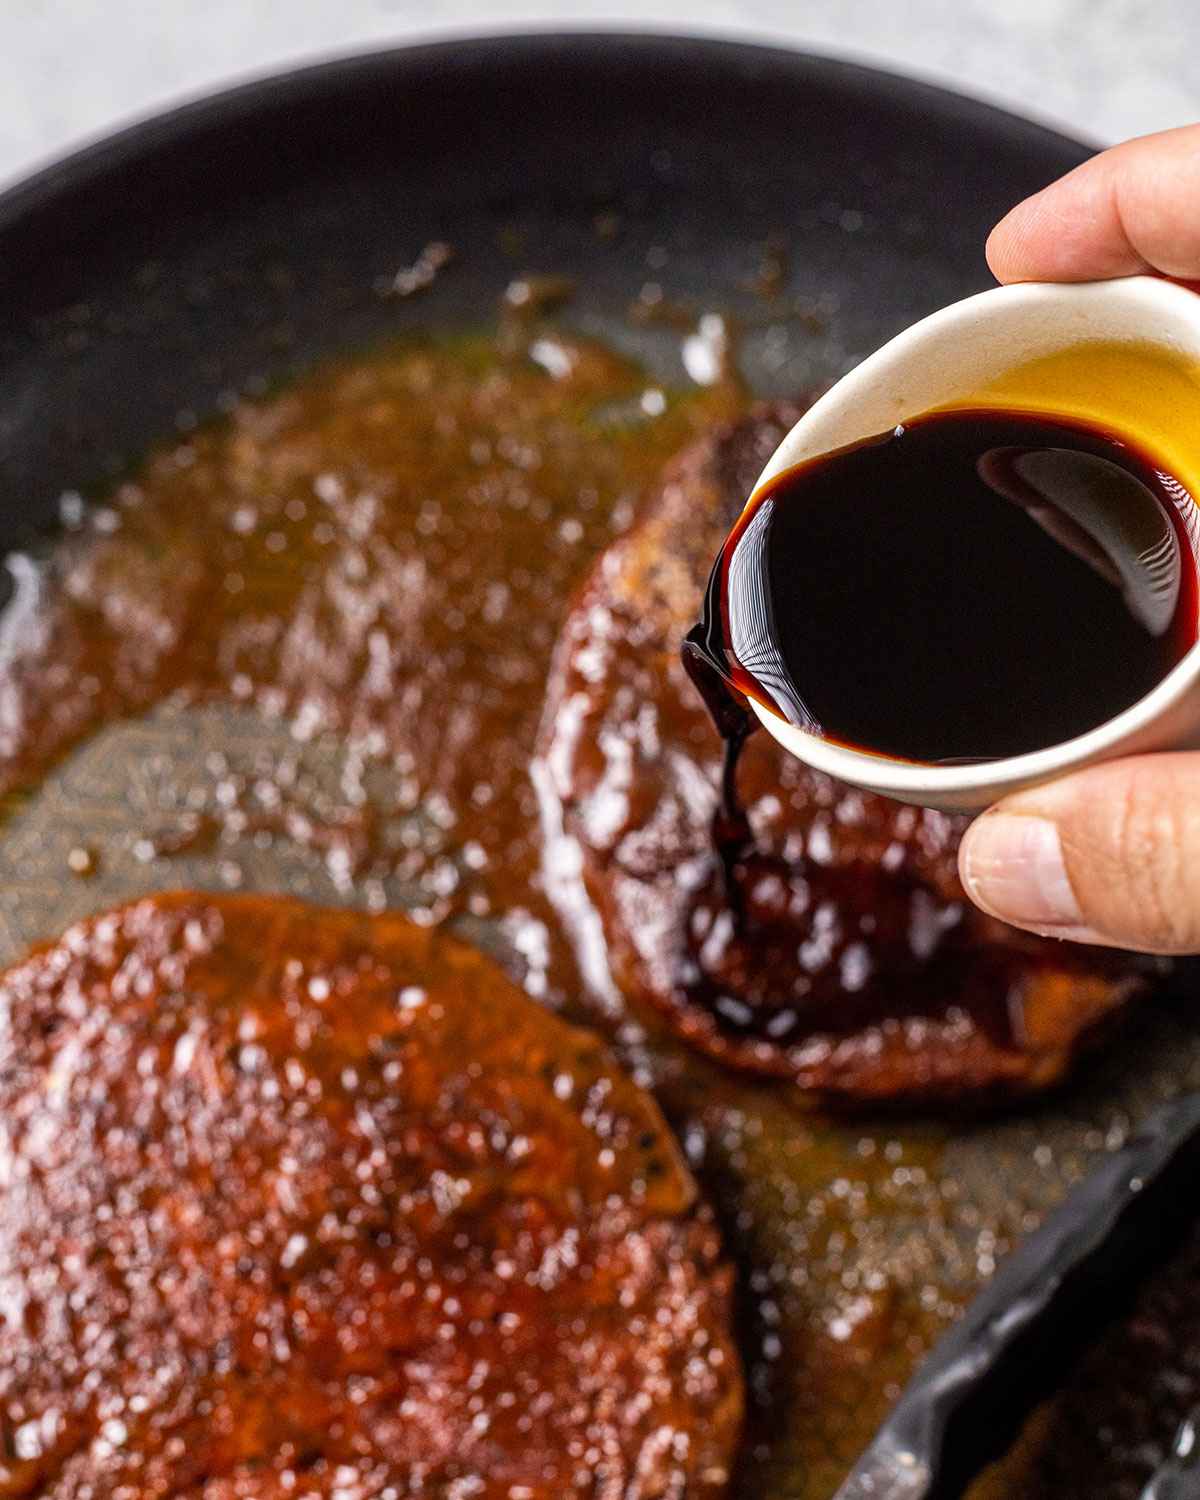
2, 307, 1200, 1497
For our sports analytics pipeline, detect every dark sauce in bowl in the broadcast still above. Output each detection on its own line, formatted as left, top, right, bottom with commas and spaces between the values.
687, 408, 1200, 767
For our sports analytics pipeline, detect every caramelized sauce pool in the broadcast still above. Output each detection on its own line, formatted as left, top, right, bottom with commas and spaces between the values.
689, 409, 1200, 764
0, 332, 736, 936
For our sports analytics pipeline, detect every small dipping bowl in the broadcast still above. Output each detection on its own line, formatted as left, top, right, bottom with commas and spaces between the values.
744, 274, 1200, 813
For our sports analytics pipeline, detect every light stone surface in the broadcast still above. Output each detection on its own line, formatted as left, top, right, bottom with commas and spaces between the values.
0, 1, 1198, 189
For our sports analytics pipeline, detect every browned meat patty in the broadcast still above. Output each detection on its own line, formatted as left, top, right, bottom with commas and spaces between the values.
0, 893, 742, 1498
536, 405, 1145, 1102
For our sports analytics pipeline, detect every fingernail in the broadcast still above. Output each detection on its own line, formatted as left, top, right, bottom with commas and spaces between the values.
960, 814, 1085, 929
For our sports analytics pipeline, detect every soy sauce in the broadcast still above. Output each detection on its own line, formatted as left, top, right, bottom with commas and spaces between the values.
685, 409, 1200, 767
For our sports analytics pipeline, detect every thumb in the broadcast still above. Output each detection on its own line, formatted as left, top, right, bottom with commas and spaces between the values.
987, 124, 1200, 284
958, 754, 1200, 954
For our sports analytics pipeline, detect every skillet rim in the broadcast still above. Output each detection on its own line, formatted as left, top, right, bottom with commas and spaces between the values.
0, 30, 1093, 238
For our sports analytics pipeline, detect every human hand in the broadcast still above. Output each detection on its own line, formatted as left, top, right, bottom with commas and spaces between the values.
959, 126, 1200, 953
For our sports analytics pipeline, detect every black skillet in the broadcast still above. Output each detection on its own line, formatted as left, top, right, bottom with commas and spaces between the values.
10, 32, 1194, 1500
0, 33, 1089, 539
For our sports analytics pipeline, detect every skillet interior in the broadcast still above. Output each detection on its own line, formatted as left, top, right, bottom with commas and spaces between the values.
3, 34, 1199, 1498
0, 33, 1090, 532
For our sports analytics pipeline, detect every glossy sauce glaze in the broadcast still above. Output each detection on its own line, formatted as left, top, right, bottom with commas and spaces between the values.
0, 892, 741, 1497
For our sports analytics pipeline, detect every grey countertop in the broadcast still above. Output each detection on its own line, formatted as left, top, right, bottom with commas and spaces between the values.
1, 0, 1198, 190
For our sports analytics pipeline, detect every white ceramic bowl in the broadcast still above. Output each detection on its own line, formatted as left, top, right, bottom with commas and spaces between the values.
744, 275, 1200, 812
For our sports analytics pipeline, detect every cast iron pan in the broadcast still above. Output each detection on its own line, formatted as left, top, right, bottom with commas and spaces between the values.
0, 32, 1091, 527
4, 33, 1200, 1500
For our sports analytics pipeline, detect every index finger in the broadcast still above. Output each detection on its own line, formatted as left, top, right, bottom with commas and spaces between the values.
987, 124, 1200, 284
